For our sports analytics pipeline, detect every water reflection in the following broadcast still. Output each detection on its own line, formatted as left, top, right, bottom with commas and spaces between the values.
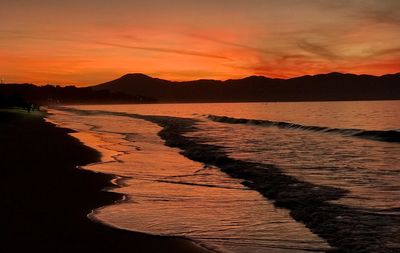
48, 110, 330, 253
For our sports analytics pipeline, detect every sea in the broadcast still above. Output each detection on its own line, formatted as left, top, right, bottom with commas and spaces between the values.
47, 101, 400, 253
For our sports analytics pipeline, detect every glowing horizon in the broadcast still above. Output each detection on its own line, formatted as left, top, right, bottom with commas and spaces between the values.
1, 0, 400, 86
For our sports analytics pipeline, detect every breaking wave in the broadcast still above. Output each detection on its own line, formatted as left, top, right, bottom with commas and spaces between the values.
207, 115, 400, 143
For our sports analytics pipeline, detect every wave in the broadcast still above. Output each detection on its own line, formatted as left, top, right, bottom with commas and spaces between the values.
54, 106, 400, 252
207, 115, 400, 143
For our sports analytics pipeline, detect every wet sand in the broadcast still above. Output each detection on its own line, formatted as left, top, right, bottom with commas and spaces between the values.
52, 106, 400, 252
1, 109, 213, 253
135, 114, 400, 253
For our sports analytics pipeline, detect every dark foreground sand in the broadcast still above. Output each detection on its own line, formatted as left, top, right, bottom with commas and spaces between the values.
1, 110, 212, 253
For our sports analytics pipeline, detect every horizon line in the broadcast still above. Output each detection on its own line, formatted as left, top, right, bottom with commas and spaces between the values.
3, 71, 400, 87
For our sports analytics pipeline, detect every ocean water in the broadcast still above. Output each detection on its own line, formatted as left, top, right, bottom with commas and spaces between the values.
48, 101, 400, 253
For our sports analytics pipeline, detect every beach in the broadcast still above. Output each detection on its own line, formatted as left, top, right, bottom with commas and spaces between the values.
2, 101, 399, 253
50, 102, 400, 253
1, 109, 212, 253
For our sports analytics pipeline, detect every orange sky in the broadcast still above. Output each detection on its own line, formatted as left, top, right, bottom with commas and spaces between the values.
1, 0, 399, 86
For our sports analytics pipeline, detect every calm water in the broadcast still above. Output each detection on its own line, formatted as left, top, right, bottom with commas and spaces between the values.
48, 101, 400, 252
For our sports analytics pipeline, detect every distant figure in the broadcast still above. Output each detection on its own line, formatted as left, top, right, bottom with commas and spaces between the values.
26, 105, 31, 113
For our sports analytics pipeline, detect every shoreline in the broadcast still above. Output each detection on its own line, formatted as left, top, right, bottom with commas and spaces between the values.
1, 109, 215, 253
143, 115, 399, 253
81, 165, 217, 253
45, 106, 400, 252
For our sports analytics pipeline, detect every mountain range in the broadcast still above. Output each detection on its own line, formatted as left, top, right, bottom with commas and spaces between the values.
93, 72, 400, 102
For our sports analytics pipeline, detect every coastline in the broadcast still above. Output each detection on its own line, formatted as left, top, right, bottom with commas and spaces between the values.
35, 106, 400, 252
134, 113, 399, 253
1, 109, 214, 253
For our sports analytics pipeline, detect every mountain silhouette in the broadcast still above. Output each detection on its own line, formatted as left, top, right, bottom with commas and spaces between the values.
0, 83, 155, 108
93, 72, 400, 102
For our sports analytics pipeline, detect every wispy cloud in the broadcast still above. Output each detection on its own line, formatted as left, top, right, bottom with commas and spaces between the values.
94, 41, 231, 60
316, 0, 400, 25
366, 46, 400, 58
0, 32, 231, 60
359, 8, 400, 25
185, 33, 275, 55
297, 40, 339, 60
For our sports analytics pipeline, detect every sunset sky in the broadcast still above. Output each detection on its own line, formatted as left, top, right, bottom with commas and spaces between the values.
1, 0, 400, 85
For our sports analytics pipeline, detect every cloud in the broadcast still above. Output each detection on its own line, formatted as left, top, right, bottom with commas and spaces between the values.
316, 0, 400, 26
185, 33, 275, 55
364, 46, 400, 59
360, 8, 400, 25
297, 40, 339, 60
279, 54, 310, 61
0, 32, 231, 60
94, 41, 231, 60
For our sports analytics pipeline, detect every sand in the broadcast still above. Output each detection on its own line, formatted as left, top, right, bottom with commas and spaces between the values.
1, 109, 213, 253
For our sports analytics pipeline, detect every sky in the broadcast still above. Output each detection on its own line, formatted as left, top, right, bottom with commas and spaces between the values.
1, 0, 400, 85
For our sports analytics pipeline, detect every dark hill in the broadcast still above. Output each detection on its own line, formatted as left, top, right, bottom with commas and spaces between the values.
93, 72, 400, 102
0, 83, 156, 108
